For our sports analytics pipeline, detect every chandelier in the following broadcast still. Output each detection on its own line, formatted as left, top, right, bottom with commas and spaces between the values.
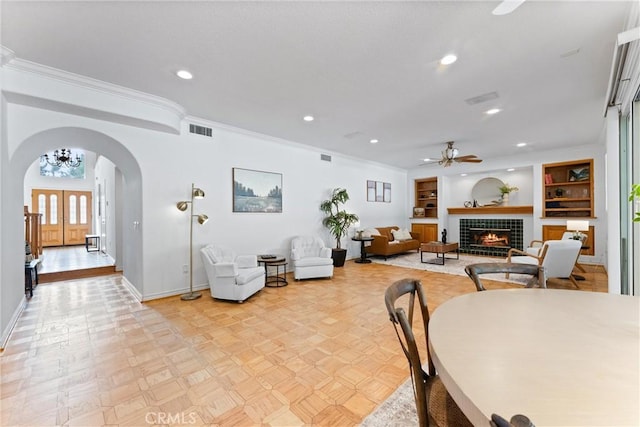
43, 149, 82, 168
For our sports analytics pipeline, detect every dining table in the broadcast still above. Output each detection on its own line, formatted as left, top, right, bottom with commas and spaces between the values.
428, 289, 640, 426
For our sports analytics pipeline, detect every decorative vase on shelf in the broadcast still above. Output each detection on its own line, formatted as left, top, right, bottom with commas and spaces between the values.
501, 193, 509, 206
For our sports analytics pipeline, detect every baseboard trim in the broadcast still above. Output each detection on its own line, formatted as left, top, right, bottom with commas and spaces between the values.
141, 283, 210, 302
0, 296, 27, 351
121, 275, 142, 302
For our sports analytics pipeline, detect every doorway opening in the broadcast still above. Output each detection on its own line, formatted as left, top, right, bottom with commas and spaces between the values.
32, 188, 93, 247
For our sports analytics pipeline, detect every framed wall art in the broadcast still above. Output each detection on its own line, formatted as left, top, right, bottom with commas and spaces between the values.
233, 168, 283, 213
367, 180, 391, 203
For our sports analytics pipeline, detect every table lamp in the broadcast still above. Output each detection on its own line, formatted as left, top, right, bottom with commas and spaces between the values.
566, 220, 589, 240
352, 220, 362, 239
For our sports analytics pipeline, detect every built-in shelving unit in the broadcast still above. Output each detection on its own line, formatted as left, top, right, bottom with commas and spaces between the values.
542, 159, 594, 218
414, 177, 438, 218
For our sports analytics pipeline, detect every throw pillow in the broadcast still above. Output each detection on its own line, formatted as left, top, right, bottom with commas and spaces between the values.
391, 228, 413, 241
362, 228, 381, 238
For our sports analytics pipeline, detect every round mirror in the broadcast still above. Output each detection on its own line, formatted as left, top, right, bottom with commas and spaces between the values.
471, 177, 504, 206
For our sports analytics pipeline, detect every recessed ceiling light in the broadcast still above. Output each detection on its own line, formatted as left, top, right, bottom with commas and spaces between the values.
461, 173, 468, 177
303, 115, 314, 122
516, 142, 527, 147
507, 168, 515, 172
423, 158, 431, 162
370, 139, 379, 144
176, 70, 193, 80
440, 54, 458, 65
486, 108, 502, 115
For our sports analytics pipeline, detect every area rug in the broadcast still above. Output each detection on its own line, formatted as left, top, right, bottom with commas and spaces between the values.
369, 252, 531, 285
360, 378, 416, 427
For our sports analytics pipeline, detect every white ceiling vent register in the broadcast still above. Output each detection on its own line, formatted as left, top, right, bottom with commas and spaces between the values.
465, 91, 499, 105
189, 124, 212, 137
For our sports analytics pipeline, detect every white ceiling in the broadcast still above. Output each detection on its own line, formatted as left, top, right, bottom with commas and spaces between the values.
0, 1, 632, 169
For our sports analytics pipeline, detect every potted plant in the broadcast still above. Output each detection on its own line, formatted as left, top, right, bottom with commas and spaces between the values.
320, 188, 359, 267
630, 184, 640, 222
498, 183, 519, 205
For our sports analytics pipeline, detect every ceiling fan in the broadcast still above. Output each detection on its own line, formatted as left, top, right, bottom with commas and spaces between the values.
438, 141, 483, 167
492, 0, 526, 15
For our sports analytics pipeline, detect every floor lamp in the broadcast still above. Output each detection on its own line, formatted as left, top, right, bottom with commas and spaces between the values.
177, 183, 208, 301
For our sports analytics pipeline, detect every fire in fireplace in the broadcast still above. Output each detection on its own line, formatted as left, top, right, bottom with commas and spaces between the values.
470, 228, 512, 249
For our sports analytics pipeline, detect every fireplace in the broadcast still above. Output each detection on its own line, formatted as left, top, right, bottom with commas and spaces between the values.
460, 219, 523, 257
470, 228, 512, 249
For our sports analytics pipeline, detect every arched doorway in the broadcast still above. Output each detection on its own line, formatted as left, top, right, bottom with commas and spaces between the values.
7, 127, 143, 296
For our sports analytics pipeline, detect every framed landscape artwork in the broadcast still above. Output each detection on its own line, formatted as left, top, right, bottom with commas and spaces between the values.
233, 168, 283, 213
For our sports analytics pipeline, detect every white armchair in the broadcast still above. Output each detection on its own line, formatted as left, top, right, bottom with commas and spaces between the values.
507, 239, 582, 288
200, 244, 265, 302
525, 232, 586, 256
291, 236, 334, 280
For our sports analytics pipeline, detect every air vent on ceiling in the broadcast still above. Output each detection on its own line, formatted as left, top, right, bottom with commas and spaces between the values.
320, 154, 332, 162
465, 91, 499, 105
189, 124, 212, 137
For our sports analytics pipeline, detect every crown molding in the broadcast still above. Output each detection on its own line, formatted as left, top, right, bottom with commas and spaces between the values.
183, 114, 407, 173
0, 46, 16, 66
1, 46, 186, 119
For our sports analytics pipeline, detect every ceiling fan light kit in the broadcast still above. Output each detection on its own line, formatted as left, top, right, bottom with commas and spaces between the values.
437, 141, 483, 167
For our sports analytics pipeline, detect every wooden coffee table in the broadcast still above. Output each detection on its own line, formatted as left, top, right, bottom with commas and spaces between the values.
420, 241, 459, 265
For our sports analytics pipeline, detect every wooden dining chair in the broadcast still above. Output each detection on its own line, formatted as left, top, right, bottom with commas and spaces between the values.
384, 278, 472, 427
465, 262, 545, 291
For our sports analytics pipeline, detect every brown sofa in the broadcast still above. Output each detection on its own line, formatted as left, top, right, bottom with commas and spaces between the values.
365, 226, 420, 260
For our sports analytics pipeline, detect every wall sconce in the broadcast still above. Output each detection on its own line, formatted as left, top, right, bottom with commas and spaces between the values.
176, 183, 208, 300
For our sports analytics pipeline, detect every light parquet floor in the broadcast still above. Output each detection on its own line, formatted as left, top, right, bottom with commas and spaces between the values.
1, 260, 607, 426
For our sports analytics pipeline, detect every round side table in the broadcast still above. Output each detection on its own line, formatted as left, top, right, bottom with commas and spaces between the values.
351, 237, 374, 263
257, 255, 288, 287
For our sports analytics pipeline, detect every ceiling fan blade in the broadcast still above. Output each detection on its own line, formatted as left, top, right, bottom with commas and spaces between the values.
455, 155, 478, 160
457, 158, 483, 163
492, 0, 526, 15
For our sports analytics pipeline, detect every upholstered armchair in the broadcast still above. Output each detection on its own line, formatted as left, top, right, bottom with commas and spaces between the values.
290, 236, 334, 280
200, 244, 265, 302
525, 231, 586, 256
507, 239, 582, 288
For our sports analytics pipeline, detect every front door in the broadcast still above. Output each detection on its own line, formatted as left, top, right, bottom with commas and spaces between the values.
32, 189, 93, 247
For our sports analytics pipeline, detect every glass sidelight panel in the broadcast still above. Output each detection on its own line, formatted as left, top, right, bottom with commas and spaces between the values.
38, 194, 46, 225
80, 195, 87, 224
69, 195, 77, 224
50, 194, 58, 224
